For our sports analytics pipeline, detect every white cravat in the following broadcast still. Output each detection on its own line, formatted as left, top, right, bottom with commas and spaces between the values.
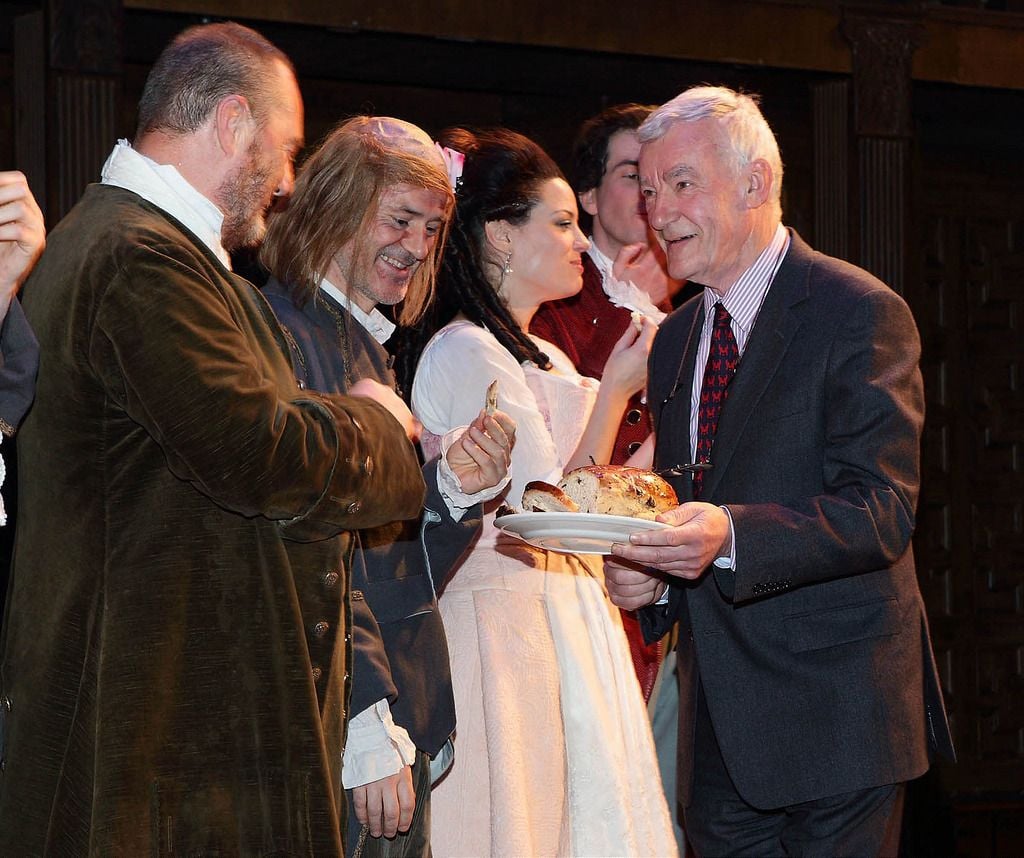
586, 242, 666, 323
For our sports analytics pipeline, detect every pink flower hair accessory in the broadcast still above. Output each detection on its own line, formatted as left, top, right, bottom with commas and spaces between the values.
435, 144, 465, 192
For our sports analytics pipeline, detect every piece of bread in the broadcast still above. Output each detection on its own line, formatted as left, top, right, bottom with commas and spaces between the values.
522, 480, 580, 513
557, 465, 677, 520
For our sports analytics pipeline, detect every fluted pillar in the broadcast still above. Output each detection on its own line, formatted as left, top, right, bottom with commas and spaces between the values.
840, 9, 923, 296
811, 79, 850, 264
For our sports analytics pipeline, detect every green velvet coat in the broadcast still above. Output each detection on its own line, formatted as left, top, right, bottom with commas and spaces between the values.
0, 185, 426, 857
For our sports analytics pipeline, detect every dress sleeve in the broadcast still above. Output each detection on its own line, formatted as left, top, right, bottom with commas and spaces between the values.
412, 322, 561, 510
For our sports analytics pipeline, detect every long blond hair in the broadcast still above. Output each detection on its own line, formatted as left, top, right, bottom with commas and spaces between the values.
261, 116, 453, 324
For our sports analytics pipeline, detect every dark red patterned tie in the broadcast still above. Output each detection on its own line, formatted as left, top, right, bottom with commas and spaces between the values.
693, 303, 739, 498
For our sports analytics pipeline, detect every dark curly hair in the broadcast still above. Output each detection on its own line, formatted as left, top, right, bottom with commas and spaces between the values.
394, 127, 564, 396
572, 103, 655, 194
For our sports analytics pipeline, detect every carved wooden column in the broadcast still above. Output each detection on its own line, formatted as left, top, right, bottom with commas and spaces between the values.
840, 9, 923, 296
14, 0, 123, 223
811, 79, 850, 263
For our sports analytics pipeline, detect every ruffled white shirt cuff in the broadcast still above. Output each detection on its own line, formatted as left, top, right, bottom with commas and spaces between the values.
341, 699, 417, 789
603, 275, 667, 324
435, 425, 512, 521
0, 433, 7, 527
587, 243, 666, 323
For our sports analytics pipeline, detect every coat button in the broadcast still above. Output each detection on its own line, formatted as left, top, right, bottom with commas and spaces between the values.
351, 589, 364, 601
627, 441, 642, 456
312, 620, 330, 638
296, 378, 306, 390
323, 570, 340, 588
625, 408, 643, 425
346, 500, 361, 514
311, 666, 323, 682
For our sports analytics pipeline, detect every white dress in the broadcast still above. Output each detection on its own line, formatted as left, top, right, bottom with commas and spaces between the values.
412, 319, 677, 858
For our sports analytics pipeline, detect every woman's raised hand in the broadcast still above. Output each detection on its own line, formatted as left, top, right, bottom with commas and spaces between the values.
600, 315, 656, 399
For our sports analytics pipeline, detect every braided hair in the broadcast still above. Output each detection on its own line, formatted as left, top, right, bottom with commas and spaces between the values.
394, 127, 562, 396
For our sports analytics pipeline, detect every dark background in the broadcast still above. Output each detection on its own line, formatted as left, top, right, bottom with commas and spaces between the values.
1, 2, 1021, 855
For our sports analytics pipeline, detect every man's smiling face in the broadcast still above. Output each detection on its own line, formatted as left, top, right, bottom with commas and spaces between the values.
639, 119, 754, 293
330, 182, 450, 312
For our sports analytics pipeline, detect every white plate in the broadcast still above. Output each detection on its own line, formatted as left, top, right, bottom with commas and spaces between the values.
495, 511, 668, 555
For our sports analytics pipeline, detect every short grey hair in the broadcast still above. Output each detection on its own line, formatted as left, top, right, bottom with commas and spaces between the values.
639, 86, 783, 211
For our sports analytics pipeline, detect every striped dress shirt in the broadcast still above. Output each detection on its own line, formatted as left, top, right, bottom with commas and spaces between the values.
689, 223, 790, 460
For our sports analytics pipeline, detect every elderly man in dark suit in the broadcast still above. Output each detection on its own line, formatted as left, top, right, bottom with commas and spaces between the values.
606, 85, 954, 857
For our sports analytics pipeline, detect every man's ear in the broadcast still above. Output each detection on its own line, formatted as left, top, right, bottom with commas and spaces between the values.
578, 187, 599, 218
214, 94, 254, 158
744, 158, 773, 209
483, 219, 513, 255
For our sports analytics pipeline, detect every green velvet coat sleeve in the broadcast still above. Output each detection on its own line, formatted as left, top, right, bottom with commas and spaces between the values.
90, 242, 425, 534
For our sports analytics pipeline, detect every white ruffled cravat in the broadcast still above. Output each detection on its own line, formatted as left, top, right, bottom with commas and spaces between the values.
586, 242, 666, 323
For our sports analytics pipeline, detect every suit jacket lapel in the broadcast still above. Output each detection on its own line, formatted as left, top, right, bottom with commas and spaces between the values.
701, 232, 813, 500
653, 301, 704, 501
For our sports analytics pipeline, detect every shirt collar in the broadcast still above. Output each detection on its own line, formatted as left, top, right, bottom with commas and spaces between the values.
100, 140, 231, 271
319, 278, 396, 344
704, 223, 790, 338
586, 240, 615, 279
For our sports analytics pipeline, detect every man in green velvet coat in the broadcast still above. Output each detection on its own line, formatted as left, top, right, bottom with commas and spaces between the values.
0, 22, 426, 856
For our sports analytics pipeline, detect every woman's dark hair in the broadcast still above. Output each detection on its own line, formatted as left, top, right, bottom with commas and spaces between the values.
394, 126, 563, 396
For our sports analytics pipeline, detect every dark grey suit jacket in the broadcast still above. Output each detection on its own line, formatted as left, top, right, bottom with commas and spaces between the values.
263, 278, 476, 757
0, 300, 38, 436
643, 230, 954, 810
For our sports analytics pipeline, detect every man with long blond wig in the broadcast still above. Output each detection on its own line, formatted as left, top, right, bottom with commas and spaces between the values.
261, 116, 515, 858
261, 116, 452, 328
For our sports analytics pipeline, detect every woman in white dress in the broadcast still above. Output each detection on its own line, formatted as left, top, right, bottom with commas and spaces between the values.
403, 128, 677, 857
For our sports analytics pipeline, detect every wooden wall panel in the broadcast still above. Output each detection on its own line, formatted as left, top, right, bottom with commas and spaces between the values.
914, 172, 1024, 803
120, 0, 1024, 90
